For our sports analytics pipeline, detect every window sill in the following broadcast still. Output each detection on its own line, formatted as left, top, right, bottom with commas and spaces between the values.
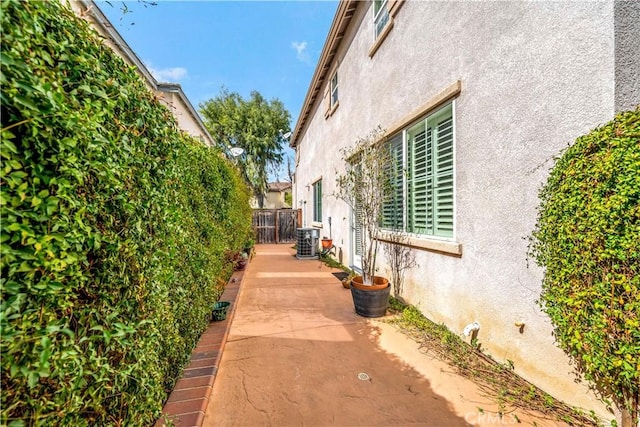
368, 18, 394, 58
389, 0, 405, 18
311, 221, 323, 229
325, 100, 339, 119
377, 232, 462, 257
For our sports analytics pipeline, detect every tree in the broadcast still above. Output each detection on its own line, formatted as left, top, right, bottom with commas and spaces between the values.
200, 88, 291, 207
530, 108, 639, 427
334, 127, 393, 284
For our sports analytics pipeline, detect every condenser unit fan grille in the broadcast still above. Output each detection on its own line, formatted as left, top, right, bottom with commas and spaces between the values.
296, 228, 319, 259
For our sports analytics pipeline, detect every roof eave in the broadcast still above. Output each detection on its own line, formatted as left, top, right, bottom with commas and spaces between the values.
290, 0, 359, 149
77, 0, 158, 88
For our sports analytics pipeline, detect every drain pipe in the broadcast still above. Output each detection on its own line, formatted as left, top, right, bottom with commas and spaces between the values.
300, 200, 307, 227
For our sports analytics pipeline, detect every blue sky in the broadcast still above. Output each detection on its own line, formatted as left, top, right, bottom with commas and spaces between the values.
98, 0, 338, 179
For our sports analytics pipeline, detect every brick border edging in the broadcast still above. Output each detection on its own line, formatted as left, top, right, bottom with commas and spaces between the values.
155, 266, 247, 427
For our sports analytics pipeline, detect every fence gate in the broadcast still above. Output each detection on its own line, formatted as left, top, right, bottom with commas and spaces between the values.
252, 209, 300, 244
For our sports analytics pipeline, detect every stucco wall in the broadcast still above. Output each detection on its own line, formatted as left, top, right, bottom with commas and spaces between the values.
156, 90, 210, 144
254, 191, 290, 209
294, 1, 621, 420
71, 1, 214, 146
615, 0, 640, 112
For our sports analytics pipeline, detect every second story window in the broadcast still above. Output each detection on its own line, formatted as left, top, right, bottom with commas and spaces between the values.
373, 0, 390, 39
330, 71, 338, 107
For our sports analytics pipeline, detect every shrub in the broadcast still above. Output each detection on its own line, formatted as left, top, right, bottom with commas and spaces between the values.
530, 108, 639, 426
1, 1, 251, 424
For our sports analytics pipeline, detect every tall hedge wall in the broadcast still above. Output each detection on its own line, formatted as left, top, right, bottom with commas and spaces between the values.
1, 1, 252, 424
531, 108, 639, 424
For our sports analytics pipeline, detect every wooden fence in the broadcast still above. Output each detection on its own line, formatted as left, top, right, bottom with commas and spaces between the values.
252, 209, 300, 244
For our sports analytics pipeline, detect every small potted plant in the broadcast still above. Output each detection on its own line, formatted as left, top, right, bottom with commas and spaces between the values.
334, 127, 393, 317
321, 236, 333, 251
341, 271, 356, 289
243, 237, 255, 257
235, 252, 249, 271
211, 301, 231, 321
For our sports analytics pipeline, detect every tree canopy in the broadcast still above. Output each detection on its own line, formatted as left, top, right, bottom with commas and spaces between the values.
200, 88, 291, 207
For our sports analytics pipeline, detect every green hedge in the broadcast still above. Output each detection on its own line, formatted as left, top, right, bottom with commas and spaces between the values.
1, 1, 252, 424
531, 108, 639, 423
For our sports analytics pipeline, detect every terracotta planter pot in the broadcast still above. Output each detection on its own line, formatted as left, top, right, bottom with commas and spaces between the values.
350, 275, 389, 291
321, 239, 333, 250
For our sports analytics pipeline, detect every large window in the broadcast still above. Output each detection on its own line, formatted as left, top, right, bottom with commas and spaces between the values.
313, 179, 323, 223
382, 103, 455, 238
373, 0, 390, 39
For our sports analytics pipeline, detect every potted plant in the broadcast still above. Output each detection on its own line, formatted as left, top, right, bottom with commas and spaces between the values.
226, 250, 249, 271
235, 252, 249, 270
334, 127, 393, 317
321, 236, 333, 251
243, 237, 255, 257
341, 271, 356, 289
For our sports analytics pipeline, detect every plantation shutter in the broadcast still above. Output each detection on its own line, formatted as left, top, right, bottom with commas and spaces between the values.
354, 201, 363, 256
313, 180, 322, 222
433, 111, 454, 237
408, 123, 433, 235
407, 103, 454, 237
382, 134, 404, 230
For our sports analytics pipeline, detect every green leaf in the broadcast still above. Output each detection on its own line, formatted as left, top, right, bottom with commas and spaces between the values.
15, 95, 38, 111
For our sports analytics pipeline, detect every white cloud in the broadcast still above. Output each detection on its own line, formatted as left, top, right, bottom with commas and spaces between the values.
147, 64, 188, 82
291, 41, 310, 63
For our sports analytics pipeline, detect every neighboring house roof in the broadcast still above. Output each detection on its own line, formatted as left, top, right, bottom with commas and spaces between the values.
72, 0, 215, 147
73, 0, 155, 85
268, 182, 292, 192
155, 82, 215, 146
290, 1, 358, 149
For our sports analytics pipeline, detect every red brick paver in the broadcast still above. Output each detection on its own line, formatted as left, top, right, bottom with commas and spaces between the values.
155, 267, 247, 427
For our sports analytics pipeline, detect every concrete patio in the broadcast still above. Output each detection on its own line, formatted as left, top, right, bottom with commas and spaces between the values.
160, 244, 569, 427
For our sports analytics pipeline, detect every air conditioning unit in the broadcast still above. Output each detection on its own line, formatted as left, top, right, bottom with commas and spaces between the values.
296, 228, 319, 259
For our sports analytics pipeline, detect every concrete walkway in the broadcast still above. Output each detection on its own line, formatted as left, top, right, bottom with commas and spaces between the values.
159, 244, 571, 427
202, 244, 474, 426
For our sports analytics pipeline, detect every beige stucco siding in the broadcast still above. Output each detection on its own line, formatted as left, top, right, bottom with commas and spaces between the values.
155, 89, 211, 145
294, 1, 624, 420
251, 191, 291, 209
70, 1, 214, 147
